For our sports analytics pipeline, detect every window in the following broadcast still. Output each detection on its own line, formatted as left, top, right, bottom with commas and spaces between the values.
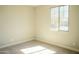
51, 6, 69, 31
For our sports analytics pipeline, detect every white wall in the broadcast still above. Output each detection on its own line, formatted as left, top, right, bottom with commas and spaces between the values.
35, 5, 79, 51
0, 6, 35, 48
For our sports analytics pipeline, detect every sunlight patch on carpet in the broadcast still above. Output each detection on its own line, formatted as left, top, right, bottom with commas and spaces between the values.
20, 46, 56, 54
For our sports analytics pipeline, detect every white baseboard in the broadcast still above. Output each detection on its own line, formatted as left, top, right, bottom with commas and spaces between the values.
1, 36, 79, 53
36, 39, 79, 52
0, 38, 34, 49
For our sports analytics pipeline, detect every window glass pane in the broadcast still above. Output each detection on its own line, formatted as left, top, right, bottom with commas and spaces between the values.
51, 7, 59, 31
60, 6, 69, 31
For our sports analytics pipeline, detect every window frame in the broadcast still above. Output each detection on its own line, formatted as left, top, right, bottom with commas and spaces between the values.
50, 5, 70, 32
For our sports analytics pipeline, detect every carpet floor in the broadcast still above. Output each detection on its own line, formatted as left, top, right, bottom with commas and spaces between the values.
0, 40, 78, 54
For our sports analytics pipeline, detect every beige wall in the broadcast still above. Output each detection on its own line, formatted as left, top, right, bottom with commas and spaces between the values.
0, 5, 79, 51
0, 6, 35, 48
35, 5, 79, 50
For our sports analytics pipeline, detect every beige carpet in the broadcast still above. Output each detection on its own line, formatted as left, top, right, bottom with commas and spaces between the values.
0, 40, 78, 54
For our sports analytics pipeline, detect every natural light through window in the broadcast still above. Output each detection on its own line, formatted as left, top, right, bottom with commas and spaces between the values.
20, 46, 56, 54
51, 6, 69, 31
